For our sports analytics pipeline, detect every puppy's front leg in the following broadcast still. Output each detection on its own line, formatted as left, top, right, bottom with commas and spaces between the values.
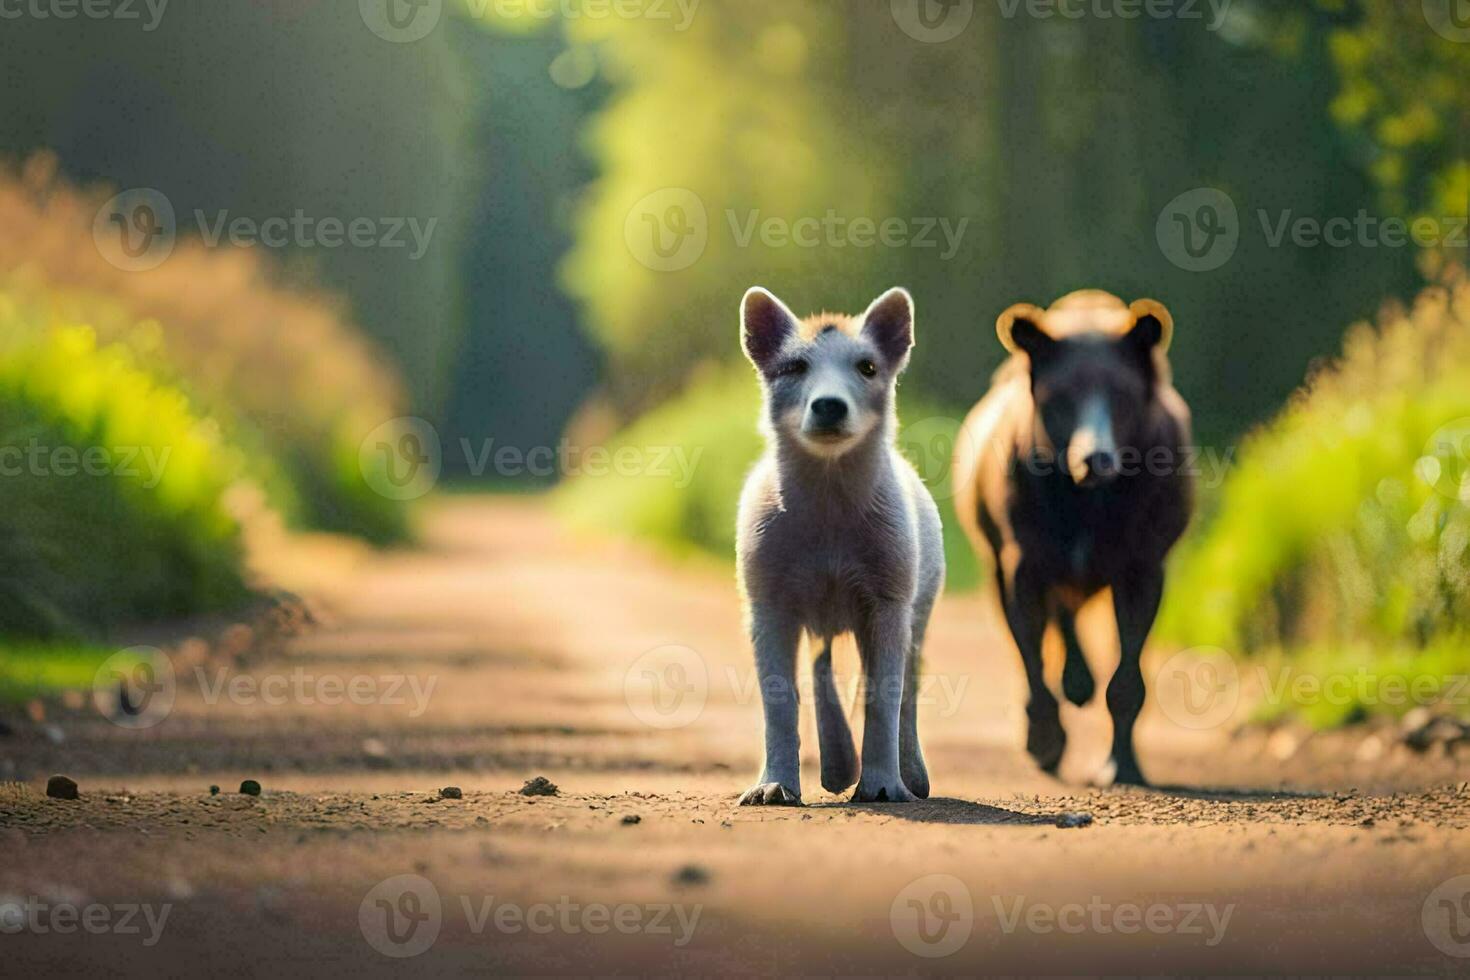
739, 610, 803, 806
853, 602, 917, 803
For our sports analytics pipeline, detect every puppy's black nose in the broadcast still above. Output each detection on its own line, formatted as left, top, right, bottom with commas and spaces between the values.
809, 398, 848, 427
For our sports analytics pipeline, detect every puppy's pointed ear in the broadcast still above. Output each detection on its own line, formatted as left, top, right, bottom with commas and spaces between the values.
1126, 298, 1174, 354
862, 287, 915, 367
741, 287, 800, 371
997, 302, 1054, 363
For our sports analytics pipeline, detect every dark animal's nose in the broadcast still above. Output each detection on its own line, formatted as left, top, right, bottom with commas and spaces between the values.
1084, 451, 1119, 480
810, 398, 848, 427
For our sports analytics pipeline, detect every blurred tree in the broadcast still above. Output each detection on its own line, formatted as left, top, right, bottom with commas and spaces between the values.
561, 2, 885, 412
0, 0, 467, 412
559, 1, 1416, 448
1317, 0, 1470, 228
441, 13, 601, 477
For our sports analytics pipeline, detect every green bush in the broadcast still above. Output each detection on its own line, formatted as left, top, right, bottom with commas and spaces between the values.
0, 643, 121, 703
0, 315, 250, 637
1160, 272, 1470, 716
0, 160, 410, 543
555, 362, 983, 590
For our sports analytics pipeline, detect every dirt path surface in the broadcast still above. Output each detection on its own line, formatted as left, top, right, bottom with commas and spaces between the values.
4, 497, 1470, 975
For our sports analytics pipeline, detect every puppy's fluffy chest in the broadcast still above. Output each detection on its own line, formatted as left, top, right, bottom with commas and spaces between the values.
742, 456, 918, 631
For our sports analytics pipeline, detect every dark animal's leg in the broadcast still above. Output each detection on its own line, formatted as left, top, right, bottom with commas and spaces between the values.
1054, 603, 1096, 707
1108, 565, 1165, 786
999, 560, 1065, 774
813, 640, 859, 793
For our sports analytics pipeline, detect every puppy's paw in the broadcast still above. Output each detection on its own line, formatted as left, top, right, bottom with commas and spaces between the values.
900, 751, 930, 799
738, 782, 802, 806
850, 773, 919, 804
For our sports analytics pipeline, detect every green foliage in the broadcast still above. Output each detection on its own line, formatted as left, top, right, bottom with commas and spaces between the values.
1160, 273, 1470, 683
1319, 0, 1470, 222
554, 364, 761, 561
561, 4, 881, 412
0, 316, 251, 637
555, 363, 982, 590
0, 3, 465, 412
0, 642, 119, 703
557, 1, 1413, 451
1245, 640, 1470, 729
0, 161, 410, 543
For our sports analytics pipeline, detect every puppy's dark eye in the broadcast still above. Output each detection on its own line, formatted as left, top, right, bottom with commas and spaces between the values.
775, 360, 808, 378
856, 359, 878, 378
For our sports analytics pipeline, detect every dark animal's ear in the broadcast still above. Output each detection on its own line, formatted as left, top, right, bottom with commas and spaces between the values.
997, 302, 1055, 365
741, 287, 799, 371
1125, 299, 1174, 354
862, 287, 915, 367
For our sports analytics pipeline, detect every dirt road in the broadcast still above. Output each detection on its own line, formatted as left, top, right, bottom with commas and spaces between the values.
3, 497, 1470, 975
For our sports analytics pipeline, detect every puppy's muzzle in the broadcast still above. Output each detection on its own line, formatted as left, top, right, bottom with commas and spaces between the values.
805, 397, 850, 438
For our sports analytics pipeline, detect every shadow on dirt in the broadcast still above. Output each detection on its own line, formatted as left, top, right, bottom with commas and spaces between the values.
811, 797, 1054, 825
1140, 783, 1328, 802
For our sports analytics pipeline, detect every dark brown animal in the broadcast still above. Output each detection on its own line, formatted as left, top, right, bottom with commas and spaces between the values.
952, 290, 1193, 785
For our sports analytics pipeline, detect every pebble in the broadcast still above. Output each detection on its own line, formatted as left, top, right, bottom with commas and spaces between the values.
1267, 728, 1302, 761
361, 738, 394, 770
520, 776, 558, 797
239, 780, 262, 797
46, 775, 79, 800
440, 786, 463, 800
621, 814, 641, 825
209, 785, 221, 796
1055, 812, 1094, 829
672, 864, 710, 887
1404, 715, 1470, 754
